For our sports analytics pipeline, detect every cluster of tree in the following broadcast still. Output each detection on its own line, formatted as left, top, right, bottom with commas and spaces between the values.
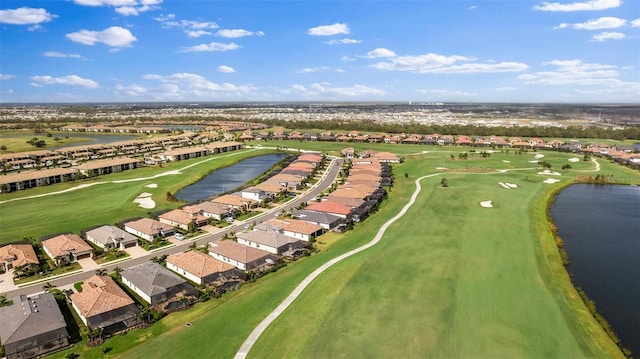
255, 118, 640, 140
26, 137, 46, 147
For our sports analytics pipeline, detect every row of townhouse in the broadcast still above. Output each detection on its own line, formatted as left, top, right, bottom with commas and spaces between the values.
0, 140, 244, 193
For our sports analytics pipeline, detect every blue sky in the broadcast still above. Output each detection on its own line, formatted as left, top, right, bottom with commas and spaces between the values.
0, 0, 639, 103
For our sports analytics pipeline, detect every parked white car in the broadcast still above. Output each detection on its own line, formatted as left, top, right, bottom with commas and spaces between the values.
174, 233, 185, 241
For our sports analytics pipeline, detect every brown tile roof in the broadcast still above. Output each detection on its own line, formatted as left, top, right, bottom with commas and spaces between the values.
167, 250, 234, 278
208, 240, 272, 264
212, 194, 256, 207
306, 201, 352, 216
0, 167, 76, 185
42, 233, 92, 258
70, 275, 134, 318
124, 218, 173, 235
253, 182, 286, 193
159, 209, 207, 225
192, 201, 233, 215
0, 244, 39, 267
73, 157, 140, 170
281, 219, 323, 235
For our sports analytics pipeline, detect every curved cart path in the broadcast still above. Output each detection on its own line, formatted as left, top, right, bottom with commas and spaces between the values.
234, 172, 442, 359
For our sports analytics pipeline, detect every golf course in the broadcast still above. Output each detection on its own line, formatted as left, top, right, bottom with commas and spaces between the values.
5, 141, 637, 358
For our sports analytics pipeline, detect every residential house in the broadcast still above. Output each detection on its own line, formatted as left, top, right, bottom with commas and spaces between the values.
208, 240, 280, 271
84, 225, 138, 250
166, 250, 242, 286
253, 182, 286, 197
236, 230, 308, 256
191, 201, 234, 221
121, 262, 197, 309
157, 146, 210, 162
266, 173, 304, 190
0, 244, 39, 272
372, 151, 401, 163
280, 219, 324, 241
158, 209, 208, 231
240, 187, 269, 202
0, 293, 70, 359
123, 218, 174, 242
70, 275, 141, 334
212, 194, 257, 211
291, 209, 344, 231
41, 233, 92, 265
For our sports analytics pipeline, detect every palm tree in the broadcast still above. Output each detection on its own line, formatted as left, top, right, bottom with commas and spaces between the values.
113, 266, 123, 279
42, 282, 56, 293
0, 294, 11, 307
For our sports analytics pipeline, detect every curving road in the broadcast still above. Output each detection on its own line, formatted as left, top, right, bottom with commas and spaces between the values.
1, 157, 344, 298
234, 172, 442, 359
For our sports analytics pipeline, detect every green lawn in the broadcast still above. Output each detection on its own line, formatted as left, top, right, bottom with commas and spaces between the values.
0, 148, 275, 244
68, 145, 633, 359
0, 131, 105, 153
32, 144, 640, 358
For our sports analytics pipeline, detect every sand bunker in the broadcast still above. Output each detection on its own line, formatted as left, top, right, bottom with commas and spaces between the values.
499, 182, 518, 189
145, 183, 158, 188
568, 158, 580, 163
529, 160, 539, 163
502, 160, 510, 163
543, 178, 560, 184
538, 170, 561, 176
133, 193, 155, 208
480, 200, 493, 208
436, 167, 449, 170
534, 154, 544, 159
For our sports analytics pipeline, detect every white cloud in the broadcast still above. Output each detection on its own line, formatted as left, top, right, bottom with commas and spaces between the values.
215, 29, 264, 38
66, 26, 137, 48
325, 38, 361, 45
74, 0, 161, 16
308, 23, 350, 36
631, 18, 640, 27
155, 14, 220, 37
285, 82, 385, 97
0, 74, 14, 80
297, 66, 330, 73
494, 86, 517, 92
556, 16, 626, 30
43, 51, 86, 59
218, 65, 236, 73
0, 7, 56, 25
364, 48, 397, 58
368, 51, 528, 74
180, 42, 241, 52
592, 31, 626, 41
187, 30, 212, 38
518, 59, 639, 96
341, 55, 356, 62
533, 0, 621, 11
136, 72, 255, 99
30, 75, 99, 88
469, 5, 478, 10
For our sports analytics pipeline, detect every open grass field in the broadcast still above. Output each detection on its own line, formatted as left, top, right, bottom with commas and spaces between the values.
0, 148, 274, 244
14, 142, 637, 358
0, 133, 90, 153
46, 143, 638, 359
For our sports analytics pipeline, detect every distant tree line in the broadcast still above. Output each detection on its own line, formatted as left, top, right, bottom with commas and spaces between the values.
256, 118, 640, 140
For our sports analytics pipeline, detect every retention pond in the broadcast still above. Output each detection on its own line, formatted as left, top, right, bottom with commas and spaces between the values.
550, 184, 640, 355
175, 153, 288, 203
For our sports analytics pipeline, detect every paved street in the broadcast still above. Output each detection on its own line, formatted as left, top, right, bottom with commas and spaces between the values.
1, 157, 343, 298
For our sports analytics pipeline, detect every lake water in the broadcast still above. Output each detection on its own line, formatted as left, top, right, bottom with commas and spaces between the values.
175, 153, 288, 203
550, 184, 640, 355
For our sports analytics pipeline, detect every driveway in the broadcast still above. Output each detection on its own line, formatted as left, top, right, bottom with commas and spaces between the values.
0, 270, 16, 294
124, 245, 149, 259
77, 257, 99, 271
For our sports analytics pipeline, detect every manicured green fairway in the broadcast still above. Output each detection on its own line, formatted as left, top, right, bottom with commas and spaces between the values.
0, 148, 274, 244
81, 146, 633, 359
43, 144, 637, 359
